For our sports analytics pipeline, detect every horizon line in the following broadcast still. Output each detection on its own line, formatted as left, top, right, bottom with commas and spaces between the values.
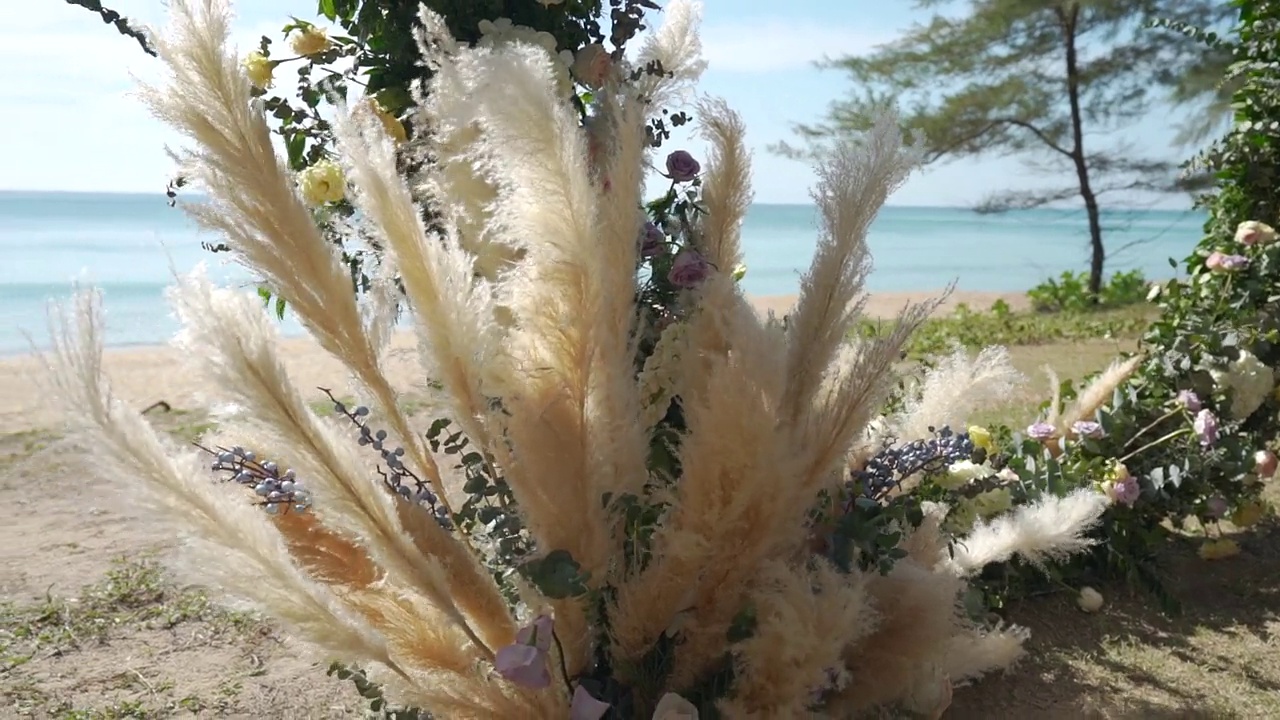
0, 188, 1203, 214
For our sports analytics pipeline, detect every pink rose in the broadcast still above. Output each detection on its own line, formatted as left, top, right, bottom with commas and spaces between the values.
668, 248, 710, 288
494, 614, 553, 688
1235, 220, 1276, 246
665, 150, 701, 183
571, 43, 611, 89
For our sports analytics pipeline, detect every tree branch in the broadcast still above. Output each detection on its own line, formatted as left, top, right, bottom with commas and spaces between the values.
927, 116, 1075, 163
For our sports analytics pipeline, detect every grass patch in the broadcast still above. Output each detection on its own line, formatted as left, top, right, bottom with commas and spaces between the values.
860, 302, 1154, 359
0, 428, 60, 466
0, 557, 261, 674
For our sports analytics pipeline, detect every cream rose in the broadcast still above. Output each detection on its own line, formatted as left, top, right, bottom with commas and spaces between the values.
297, 159, 345, 206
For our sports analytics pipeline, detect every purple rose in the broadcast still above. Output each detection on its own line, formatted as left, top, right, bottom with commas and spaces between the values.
639, 221, 667, 258
1071, 420, 1104, 439
494, 643, 550, 688
1113, 476, 1140, 506
1026, 422, 1056, 441
665, 150, 701, 182
570, 685, 612, 720
668, 248, 711, 288
1193, 408, 1218, 448
1176, 390, 1201, 412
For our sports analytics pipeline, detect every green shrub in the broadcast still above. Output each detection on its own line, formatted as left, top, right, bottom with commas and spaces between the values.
1028, 269, 1152, 313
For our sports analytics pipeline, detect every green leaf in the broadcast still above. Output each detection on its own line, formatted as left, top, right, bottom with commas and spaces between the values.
319, 0, 337, 21
519, 549, 589, 599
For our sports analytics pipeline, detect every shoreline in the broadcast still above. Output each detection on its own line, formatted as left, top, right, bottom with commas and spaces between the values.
0, 289, 1028, 434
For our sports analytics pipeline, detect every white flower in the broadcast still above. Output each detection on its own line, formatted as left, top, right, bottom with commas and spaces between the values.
637, 321, 689, 429
476, 18, 573, 94
1077, 586, 1104, 612
241, 51, 272, 89
1235, 220, 1277, 246
936, 459, 992, 490
996, 467, 1019, 483
297, 159, 345, 205
1211, 350, 1273, 419
972, 487, 1013, 518
652, 693, 698, 719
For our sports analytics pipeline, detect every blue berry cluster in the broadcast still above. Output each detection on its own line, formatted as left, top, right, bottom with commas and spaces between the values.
208, 445, 312, 514
852, 425, 975, 500
321, 388, 452, 530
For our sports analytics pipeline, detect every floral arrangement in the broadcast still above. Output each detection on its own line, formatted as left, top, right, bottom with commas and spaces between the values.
37, 0, 1116, 716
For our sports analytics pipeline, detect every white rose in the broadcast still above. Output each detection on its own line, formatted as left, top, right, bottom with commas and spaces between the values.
652, 693, 698, 719
297, 159, 345, 206
1077, 586, 1104, 613
972, 487, 1013, 518
1211, 350, 1273, 419
936, 460, 992, 490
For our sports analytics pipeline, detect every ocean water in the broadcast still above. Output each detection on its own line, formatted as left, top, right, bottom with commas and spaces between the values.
1, 190, 1206, 355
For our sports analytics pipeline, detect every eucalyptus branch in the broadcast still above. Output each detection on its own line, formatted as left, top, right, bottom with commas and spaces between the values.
63, 0, 156, 57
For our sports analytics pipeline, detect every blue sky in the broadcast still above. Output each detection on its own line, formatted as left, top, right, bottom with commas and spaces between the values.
0, 0, 1208, 208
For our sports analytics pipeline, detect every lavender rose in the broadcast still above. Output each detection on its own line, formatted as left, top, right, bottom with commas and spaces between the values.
668, 248, 711, 288
1176, 390, 1201, 412
639, 221, 667, 258
1206, 251, 1249, 272
1071, 420, 1104, 439
1193, 408, 1218, 448
1026, 422, 1056, 441
665, 150, 701, 182
1112, 476, 1140, 507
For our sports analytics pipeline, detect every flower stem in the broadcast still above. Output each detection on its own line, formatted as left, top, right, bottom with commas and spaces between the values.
1118, 428, 1191, 464
552, 629, 574, 696
1123, 408, 1182, 449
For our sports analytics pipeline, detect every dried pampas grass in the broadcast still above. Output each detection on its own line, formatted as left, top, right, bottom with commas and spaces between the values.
36, 0, 1114, 715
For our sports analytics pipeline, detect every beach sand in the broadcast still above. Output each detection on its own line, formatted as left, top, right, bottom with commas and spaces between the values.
0, 290, 1026, 436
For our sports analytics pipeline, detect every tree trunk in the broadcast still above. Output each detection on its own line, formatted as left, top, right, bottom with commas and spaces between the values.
1061, 4, 1105, 301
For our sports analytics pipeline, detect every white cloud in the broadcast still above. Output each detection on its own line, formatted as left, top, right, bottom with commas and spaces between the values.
699, 19, 888, 73
0, 1, 294, 192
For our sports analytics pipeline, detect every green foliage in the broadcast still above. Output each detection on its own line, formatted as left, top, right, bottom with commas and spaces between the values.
857, 301, 1152, 359
327, 662, 429, 719
1028, 269, 1151, 313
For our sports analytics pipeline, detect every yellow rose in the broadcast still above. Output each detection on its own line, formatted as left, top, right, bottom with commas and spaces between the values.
1104, 460, 1131, 483
365, 98, 407, 143
241, 51, 273, 89
297, 159, 345, 206
289, 26, 331, 57
1198, 538, 1240, 561
1230, 501, 1267, 528
968, 425, 995, 454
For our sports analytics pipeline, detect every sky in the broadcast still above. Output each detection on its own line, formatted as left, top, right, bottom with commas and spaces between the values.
0, 0, 1215, 208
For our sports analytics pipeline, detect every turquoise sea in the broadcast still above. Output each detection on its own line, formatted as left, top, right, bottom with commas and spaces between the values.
1, 190, 1206, 355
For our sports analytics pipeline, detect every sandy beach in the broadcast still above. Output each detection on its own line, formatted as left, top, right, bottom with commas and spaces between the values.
0, 290, 1027, 436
